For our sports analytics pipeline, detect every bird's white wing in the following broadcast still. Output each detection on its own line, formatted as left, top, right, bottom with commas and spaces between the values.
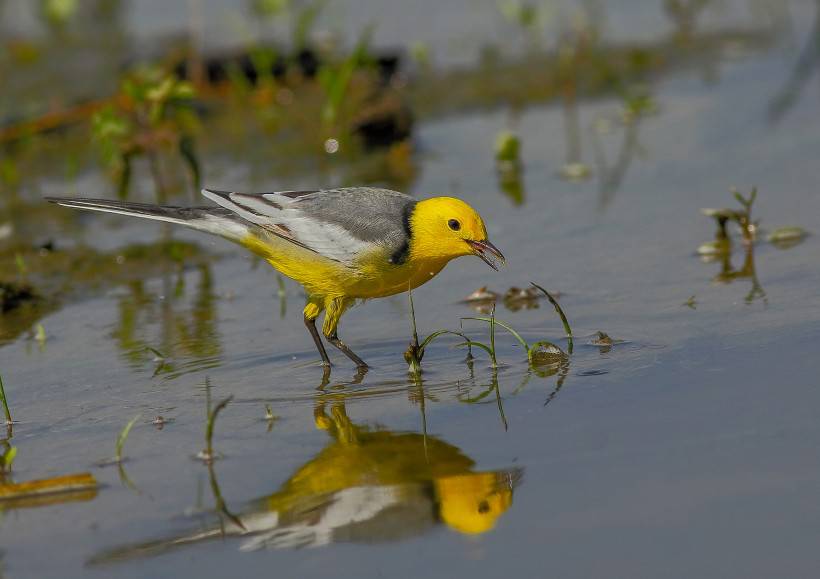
202, 188, 414, 266
239, 485, 403, 551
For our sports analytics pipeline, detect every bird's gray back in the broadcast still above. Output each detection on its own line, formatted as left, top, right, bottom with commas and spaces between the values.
201, 186, 417, 265
292, 187, 416, 246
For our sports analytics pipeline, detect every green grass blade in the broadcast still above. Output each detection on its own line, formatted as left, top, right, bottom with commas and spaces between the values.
3, 446, 17, 470
205, 396, 233, 459
461, 317, 530, 352
116, 414, 141, 463
419, 329, 469, 351
493, 379, 508, 431
0, 374, 11, 424
455, 340, 495, 358
489, 305, 497, 367
408, 289, 420, 348
459, 385, 494, 403
531, 282, 573, 354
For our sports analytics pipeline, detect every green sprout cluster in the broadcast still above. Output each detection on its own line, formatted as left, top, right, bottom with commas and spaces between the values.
405, 282, 573, 375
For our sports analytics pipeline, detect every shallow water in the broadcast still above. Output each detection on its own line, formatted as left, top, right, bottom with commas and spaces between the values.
2, 1, 820, 577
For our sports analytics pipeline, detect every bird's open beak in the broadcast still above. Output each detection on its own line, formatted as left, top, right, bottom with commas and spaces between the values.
467, 239, 506, 271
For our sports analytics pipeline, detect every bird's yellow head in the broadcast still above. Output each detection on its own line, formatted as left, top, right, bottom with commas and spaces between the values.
410, 197, 505, 269
434, 471, 518, 535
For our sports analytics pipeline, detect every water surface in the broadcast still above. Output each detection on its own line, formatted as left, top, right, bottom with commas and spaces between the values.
1, 1, 820, 577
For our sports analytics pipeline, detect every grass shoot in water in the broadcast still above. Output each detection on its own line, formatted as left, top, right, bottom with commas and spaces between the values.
407, 281, 573, 370
731, 186, 758, 243
405, 290, 471, 374
462, 302, 569, 368
0, 373, 11, 425
199, 395, 232, 463
0, 443, 17, 475
531, 282, 573, 354
115, 414, 141, 464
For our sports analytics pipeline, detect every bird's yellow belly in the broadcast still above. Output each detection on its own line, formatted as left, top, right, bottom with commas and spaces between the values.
347, 256, 450, 299
242, 234, 449, 299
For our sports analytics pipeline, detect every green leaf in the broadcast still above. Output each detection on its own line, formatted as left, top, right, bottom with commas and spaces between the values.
0, 373, 11, 423
462, 316, 530, 352
531, 282, 573, 354
455, 340, 494, 357
2, 446, 17, 470
419, 329, 468, 352
116, 414, 141, 462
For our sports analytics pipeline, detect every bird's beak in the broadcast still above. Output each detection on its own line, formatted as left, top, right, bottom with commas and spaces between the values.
467, 239, 506, 271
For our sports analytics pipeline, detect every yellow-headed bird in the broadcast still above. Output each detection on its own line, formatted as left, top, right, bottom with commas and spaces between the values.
46, 188, 504, 367
86, 401, 521, 564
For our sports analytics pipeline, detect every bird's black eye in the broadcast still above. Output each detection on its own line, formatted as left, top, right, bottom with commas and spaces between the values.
448, 219, 461, 231
478, 501, 490, 514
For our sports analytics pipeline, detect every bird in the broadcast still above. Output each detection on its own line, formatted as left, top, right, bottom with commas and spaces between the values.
46, 187, 505, 369
87, 397, 521, 564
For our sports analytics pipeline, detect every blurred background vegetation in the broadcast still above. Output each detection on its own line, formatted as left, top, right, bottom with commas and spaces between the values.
0, 0, 805, 347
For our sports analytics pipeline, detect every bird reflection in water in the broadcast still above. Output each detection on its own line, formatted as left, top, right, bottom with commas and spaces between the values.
88, 380, 522, 565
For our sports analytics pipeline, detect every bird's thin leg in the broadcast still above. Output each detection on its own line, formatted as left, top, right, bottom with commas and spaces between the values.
327, 332, 369, 368
351, 366, 368, 384
304, 315, 332, 367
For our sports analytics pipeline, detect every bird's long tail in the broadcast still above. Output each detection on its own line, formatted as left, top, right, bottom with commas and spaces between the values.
44, 196, 251, 241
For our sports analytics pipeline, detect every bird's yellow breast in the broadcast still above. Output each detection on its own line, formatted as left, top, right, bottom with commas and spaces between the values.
241, 233, 450, 300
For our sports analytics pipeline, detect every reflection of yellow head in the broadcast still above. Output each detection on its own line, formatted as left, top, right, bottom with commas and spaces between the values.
434, 472, 514, 535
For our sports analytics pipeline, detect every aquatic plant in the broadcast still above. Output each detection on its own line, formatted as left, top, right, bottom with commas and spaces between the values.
497, 0, 547, 49
404, 290, 470, 375
251, 0, 289, 19
264, 404, 278, 432
463, 307, 562, 368
293, 0, 328, 52
462, 283, 572, 366
34, 323, 46, 348
39, 0, 79, 31
146, 346, 169, 377
495, 131, 521, 164
767, 226, 808, 249
115, 414, 141, 464
407, 281, 573, 373
731, 187, 758, 244
0, 373, 12, 425
701, 187, 758, 251
495, 131, 525, 205
319, 26, 374, 132
532, 283, 573, 354
460, 368, 508, 430
0, 443, 17, 475
620, 86, 659, 124
199, 394, 232, 463
14, 253, 27, 280
91, 66, 201, 197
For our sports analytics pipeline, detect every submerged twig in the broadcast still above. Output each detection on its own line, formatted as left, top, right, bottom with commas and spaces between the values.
0, 472, 98, 501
